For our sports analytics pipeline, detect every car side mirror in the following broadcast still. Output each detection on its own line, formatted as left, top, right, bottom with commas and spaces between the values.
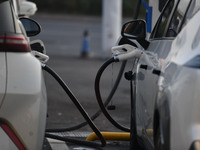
121, 20, 146, 40
20, 18, 41, 37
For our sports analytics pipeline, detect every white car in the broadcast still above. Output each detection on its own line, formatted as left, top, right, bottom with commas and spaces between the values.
120, 0, 200, 149
0, 0, 47, 149
19, 0, 37, 16
154, 3, 200, 150
11, 0, 37, 17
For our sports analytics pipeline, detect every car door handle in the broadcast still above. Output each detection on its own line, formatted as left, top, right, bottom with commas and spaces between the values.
152, 69, 161, 76
140, 64, 148, 70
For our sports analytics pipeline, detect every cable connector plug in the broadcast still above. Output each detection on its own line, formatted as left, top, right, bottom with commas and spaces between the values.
112, 44, 138, 55
111, 44, 143, 62
31, 50, 49, 63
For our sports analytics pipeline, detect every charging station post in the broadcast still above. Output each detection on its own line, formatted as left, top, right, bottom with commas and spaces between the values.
102, 0, 122, 58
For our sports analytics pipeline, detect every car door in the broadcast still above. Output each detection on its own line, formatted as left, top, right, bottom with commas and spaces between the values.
153, 1, 200, 149
135, 0, 192, 149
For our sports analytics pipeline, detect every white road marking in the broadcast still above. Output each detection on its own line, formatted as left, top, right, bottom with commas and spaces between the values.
47, 138, 69, 150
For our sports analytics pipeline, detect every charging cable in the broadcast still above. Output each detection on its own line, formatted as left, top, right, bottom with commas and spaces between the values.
95, 44, 144, 132
42, 64, 106, 147
45, 61, 127, 133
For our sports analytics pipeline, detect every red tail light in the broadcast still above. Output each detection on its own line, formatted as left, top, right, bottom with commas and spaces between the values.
0, 123, 26, 150
0, 35, 30, 52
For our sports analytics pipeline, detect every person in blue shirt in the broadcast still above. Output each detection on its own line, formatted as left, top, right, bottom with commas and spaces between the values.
81, 29, 90, 58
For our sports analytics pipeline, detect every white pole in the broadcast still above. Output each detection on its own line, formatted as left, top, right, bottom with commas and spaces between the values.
102, 0, 122, 58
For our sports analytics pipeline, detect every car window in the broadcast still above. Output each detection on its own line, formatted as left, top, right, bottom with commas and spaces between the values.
166, 0, 191, 37
154, 0, 175, 38
159, 0, 168, 12
0, 1, 15, 33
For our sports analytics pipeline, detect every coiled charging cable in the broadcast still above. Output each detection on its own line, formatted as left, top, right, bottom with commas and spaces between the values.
95, 57, 130, 132
95, 45, 143, 132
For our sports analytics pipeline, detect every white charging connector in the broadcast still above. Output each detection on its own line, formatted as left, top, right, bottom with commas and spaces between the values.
111, 44, 143, 61
111, 44, 159, 68
31, 50, 49, 63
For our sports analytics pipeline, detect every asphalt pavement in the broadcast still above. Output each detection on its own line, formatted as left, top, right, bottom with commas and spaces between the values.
31, 14, 134, 150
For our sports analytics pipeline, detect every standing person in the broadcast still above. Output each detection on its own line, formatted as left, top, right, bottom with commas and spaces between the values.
81, 29, 90, 58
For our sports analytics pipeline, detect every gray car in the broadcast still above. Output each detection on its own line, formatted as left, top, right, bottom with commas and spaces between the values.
121, 0, 200, 149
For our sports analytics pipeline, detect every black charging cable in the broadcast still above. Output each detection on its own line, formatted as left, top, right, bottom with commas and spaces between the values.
45, 60, 127, 132
95, 57, 130, 132
124, 71, 138, 149
42, 64, 106, 147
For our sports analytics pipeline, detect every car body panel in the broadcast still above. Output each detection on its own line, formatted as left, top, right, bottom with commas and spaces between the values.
135, 49, 163, 149
168, 65, 200, 150
0, 53, 47, 150
155, 8, 200, 149
135, 13, 175, 150
0, 0, 47, 149
133, 0, 198, 149
0, 53, 7, 108
157, 62, 200, 150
